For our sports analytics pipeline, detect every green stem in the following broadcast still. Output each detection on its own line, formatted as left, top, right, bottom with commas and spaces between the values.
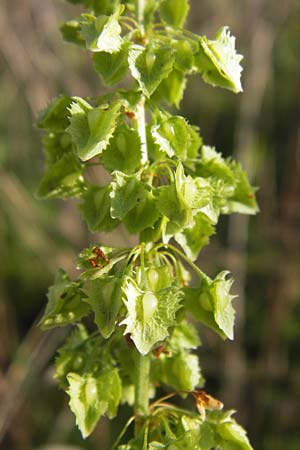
134, 0, 150, 434
155, 243, 210, 282
135, 352, 150, 417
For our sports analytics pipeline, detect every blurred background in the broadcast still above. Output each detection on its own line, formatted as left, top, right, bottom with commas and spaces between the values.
0, 0, 300, 449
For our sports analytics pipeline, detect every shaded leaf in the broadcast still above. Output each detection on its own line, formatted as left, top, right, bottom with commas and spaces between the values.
93, 41, 130, 85
80, 184, 119, 232
39, 270, 89, 330
37, 152, 84, 199
159, 0, 189, 28
101, 123, 142, 174
85, 276, 122, 338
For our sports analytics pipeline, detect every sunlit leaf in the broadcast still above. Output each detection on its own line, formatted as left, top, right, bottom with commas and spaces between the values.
67, 98, 122, 161
80, 6, 124, 53
129, 44, 175, 97
196, 27, 243, 93
67, 369, 121, 438
121, 277, 182, 354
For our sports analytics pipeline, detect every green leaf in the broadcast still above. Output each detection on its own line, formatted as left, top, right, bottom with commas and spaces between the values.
80, 184, 119, 232
129, 44, 175, 98
85, 276, 122, 338
67, 99, 122, 161
37, 96, 72, 132
37, 152, 84, 199
39, 269, 89, 330
195, 146, 258, 215
196, 145, 235, 181
174, 212, 215, 261
121, 278, 183, 354
154, 68, 187, 107
151, 115, 192, 159
196, 27, 243, 93
80, 6, 124, 53
67, 369, 121, 438
206, 410, 253, 450
60, 20, 85, 47
41, 132, 73, 164
123, 192, 159, 233
93, 41, 130, 85
184, 271, 236, 340
80, 254, 126, 281
101, 123, 142, 174
225, 161, 258, 215
152, 322, 203, 391
157, 163, 213, 229
110, 172, 148, 219
159, 0, 189, 28
54, 324, 90, 389
168, 321, 201, 352
153, 351, 202, 392
174, 39, 199, 73
151, 114, 202, 160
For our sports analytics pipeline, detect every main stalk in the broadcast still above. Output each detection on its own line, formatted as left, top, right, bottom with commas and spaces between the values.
134, 0, 150, 423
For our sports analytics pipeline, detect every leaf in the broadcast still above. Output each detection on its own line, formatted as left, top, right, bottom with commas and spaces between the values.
110, 172, 148, 219
154, 68, 187, 107
153, 351, 202, 392
206, 410, 253, 450
174, 212, 215, 261
157, 163, 213, 230
184, 271, 236, 340
151, 115, 191, 159
41, 131, 73, 164
54, 324, 90, 389
168, 321, 201, 352
37, 96, 73, 132
67, 99, 122, 161
123, 192, 159, 233
80, 254, 126, 281
101, 123, 142, 174
85, 276, 123, 338
80, 6, 124, 53
159, 0, 189, 28
93, 41, 130, 85
60, 20, 85, 47
129, 44, 175, 98
195, 146, 258, 215
37, 152, 84, 199
225, 161, 258, 215
120, 278, 183, 354
174, 39, 199, 73
196, 145, 235, 181
67, 369, 121, 438
80, 184, 119, 232
39, 270, 89, 330
195, 27, 243, 93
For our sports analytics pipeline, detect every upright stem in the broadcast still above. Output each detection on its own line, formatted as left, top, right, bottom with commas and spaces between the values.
136, 98, 148, 165
134, 353, 150, 417
134, 0, 150, 427
136, 0, 148, 165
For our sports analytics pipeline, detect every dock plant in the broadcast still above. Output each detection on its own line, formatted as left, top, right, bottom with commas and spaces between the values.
37, 0, 258, 448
